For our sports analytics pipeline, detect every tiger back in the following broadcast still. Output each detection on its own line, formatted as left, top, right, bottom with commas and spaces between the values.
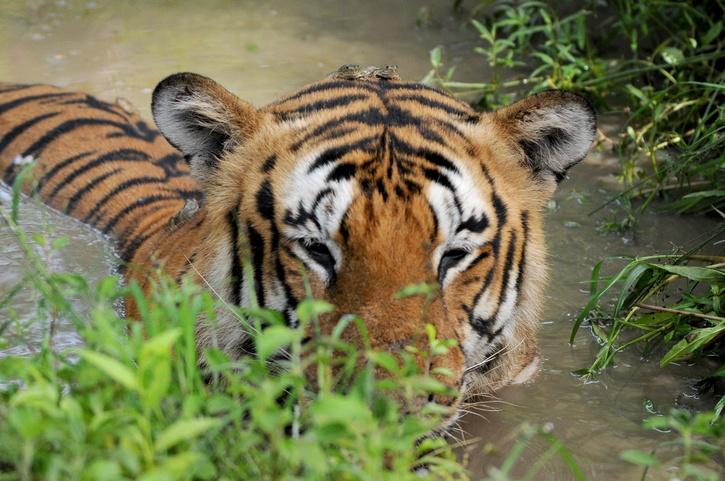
0, 82, 205, 294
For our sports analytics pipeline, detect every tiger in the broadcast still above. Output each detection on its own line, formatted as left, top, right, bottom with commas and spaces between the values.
0, 65, 596, 426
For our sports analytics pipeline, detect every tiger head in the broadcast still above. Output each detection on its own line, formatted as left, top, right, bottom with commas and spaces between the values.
151, 67, 596, 423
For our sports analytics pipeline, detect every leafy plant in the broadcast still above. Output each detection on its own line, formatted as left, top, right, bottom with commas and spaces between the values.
0, 183, 587, 480
426, 0, 724, 220
571, 242, 724, 390
621, 409, 724, 481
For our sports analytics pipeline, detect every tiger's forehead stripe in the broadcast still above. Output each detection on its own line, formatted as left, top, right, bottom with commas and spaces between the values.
259, 78, 507, 266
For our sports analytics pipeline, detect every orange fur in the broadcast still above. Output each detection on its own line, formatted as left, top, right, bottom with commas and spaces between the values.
0, 69, 596, 421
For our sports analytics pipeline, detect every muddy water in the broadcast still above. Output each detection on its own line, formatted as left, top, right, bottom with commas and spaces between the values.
0, 1, 721, 479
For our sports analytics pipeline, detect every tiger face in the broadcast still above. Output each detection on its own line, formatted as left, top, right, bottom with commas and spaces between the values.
151, 68, 596, 421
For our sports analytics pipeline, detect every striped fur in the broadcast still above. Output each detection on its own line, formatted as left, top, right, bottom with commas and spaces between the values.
0, 70, 596, 421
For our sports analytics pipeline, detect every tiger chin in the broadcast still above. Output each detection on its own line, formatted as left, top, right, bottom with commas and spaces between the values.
0, 65, 596, 430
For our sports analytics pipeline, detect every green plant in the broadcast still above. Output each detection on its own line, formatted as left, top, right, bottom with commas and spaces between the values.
621, 409, 724, 481
426, 1, 724, 219
0, 181, 589, 480
570, 236, 725, 391
0, 178, 467, 480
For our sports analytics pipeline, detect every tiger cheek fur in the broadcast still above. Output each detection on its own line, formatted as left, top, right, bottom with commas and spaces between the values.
0, 67, 595, 426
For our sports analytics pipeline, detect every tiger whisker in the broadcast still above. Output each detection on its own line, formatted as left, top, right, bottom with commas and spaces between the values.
464, 338, 525, 373
184, 255, 292, 359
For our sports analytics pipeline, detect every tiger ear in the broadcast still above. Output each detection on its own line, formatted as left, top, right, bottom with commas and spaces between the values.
492, 90, 596, 183
151, 72, 259, 187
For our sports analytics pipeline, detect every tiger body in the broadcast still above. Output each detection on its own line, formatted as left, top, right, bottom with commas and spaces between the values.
0, 68, 596, 424
0, 82, 205, 293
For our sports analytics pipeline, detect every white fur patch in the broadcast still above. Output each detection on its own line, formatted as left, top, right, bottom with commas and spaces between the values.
516, 101, 596, 178
281, 149, 357, 283
511, 355, 541, 384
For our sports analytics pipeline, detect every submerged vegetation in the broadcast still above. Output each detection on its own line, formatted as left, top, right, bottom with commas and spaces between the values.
572, 250, 725, 399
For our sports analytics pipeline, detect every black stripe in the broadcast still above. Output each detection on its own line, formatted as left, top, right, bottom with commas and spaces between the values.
72, 175, 164, 219
425, 200, 439, 242
307, 136, 376, 172
276, 80, 380, 104
291, 126, 357, 152
254, 176, 296, 323
292, 109, 384, 152
58, 95, 129, 122
34, 150, 95, 190
50, 149, 151, 206
338, 215, 350, 243
404, 178, 422, 194
256, 181, 275, 220
261, 154, 277, 173
378, 81, 449, 94
0, 92, 75, 116
155, 153, 188, 178
64, 167, 123, 215
227, 207, 243, 305
492, 191, 507, 227
173, 251, 197, 284
515, 211, 529, 306
457, 215, 489, 233
385, 105, 446, 144
270, 216, 297, 326
471, 229, 519, 338
422, 168, 456, 195
311, 188, 333, 212
247, 223, 266, 308
118, 222, 165, 262
497, 230, 518, 311
123, 215, 201, 266
277, 94, 369, 119
22, 118, 155, 159
463, 249, 491, 273
469, 265, 496, 337
100, 194, 178, 234
0, 112, 59, 159
327, 162, 357, 182
392, 93, 474, 119
474, 341, 503, 374
391, 135, 459, 173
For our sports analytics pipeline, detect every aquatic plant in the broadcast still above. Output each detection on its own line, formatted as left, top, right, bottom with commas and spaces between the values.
622, 409, 724, 481
571, 238, 725, 480
425, 0, 724, 222
571, 246, 724, 384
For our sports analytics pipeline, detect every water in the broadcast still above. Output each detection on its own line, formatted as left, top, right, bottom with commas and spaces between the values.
0, 1, 721, 479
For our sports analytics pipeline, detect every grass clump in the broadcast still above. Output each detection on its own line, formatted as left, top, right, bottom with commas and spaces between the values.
622, 410, 724, 481
0, 202, 467, 481
0, 190, 592, 481
571, 248, 725, 382
569, 232, 725, 479
426, 0, 724, 221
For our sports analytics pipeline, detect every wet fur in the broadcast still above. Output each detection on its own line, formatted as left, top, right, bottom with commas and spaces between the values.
0, 73, 596, 420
